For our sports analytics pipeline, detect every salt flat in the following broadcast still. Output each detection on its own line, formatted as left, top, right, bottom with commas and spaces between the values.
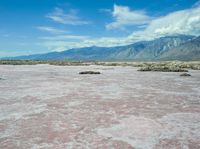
0, 64, 200, 149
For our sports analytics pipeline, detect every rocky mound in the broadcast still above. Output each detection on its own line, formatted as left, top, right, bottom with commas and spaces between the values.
79, 71, 101, 74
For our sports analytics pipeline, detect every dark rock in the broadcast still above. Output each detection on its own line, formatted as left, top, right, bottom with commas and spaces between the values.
180, 73, 191, 77
79, 71, 101, 74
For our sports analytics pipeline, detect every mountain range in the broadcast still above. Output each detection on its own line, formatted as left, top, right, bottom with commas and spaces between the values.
3, 35, 200, 61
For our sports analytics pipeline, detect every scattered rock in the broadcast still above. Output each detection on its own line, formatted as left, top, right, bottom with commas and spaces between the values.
180, 73, 191, 77
79, 71, 101, 74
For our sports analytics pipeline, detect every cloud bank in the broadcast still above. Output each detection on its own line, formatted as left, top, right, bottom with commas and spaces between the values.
41, 4, 200, 51
133, 5, 200, 39
106, 4, 151, 30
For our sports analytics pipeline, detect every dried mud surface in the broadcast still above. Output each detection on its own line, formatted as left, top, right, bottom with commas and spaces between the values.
0, 65, 200, 149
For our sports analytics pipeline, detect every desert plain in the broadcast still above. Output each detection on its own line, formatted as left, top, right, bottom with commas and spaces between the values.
0, 64, 200, 149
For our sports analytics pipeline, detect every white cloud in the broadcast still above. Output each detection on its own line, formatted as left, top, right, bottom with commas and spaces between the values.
36, 26, 67, 34
46, 8, 90, 25
129, 4, 200, 40
39, 36, 136, 52
40, 4, 200, 52
40, 35, 89, 40
106, 4, 151, 30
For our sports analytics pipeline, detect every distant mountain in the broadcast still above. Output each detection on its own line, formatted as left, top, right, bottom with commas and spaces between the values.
134, 35, 194, 60
3, 35, 200, 61
160, 36, 200, 60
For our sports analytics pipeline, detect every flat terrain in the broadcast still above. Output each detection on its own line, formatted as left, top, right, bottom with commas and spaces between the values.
0, 65, 200, 149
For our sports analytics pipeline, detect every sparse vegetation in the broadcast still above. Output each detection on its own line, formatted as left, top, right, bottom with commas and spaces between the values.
138, 67, 188, 72
137, 61, 200, 72
138, 65, 188, 72
0, 60, 200, 72
0, 60, 89, 66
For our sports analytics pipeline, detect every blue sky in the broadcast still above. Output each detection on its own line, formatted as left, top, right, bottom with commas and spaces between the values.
0, 0, 200, 57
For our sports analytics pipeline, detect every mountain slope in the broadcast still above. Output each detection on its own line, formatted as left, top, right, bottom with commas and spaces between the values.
3, 35, 199, 61
134, 35, 194, 60
160, 36, 200, 60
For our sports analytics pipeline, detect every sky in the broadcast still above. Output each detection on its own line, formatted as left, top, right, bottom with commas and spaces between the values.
0, 0, 200, 57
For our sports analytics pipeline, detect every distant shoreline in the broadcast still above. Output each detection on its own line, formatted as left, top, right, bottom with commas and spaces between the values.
0, 60, 200, 72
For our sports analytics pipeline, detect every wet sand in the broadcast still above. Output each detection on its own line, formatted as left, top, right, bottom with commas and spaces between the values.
0, 64, 200, 149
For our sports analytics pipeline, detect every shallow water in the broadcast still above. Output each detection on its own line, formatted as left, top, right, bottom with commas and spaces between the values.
0, 65, 200, 149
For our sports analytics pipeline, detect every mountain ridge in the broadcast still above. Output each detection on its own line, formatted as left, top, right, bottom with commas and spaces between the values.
2, 35, 200, 61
